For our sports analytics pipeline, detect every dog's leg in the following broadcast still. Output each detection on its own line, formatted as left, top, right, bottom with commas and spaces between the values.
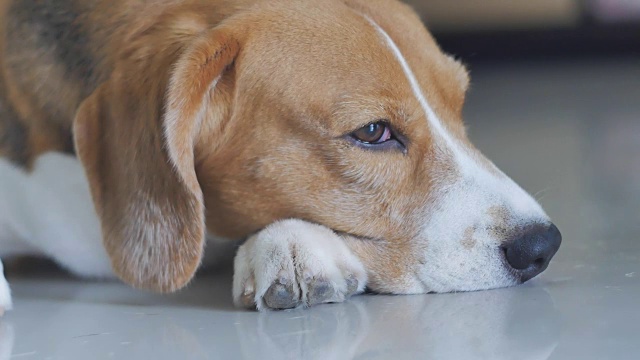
233, 219, 367, 310
0, 152, 113, 279
1, 151, 114, 313
0, 156, 34, 315
0, 261, 11, 315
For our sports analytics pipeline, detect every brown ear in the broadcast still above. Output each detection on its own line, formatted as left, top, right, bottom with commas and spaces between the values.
73, 27, 239, 292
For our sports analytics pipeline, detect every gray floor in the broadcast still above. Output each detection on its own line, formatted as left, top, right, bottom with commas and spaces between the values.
2, 57, 639, 359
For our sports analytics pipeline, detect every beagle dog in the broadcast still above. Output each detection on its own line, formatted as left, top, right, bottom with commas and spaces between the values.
0, 0, 561, 312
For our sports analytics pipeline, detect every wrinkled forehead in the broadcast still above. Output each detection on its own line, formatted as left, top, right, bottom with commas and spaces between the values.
239, 2, 465, 112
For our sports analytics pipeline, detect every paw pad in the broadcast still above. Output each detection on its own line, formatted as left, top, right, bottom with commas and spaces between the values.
264, 279, 298, 309
307, 278, 335, 305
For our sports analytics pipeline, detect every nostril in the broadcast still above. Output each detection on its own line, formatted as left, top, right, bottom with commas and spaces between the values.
504, 223, 562, 281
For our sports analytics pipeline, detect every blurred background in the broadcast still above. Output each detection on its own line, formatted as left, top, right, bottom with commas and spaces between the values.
407, 0, 640, 62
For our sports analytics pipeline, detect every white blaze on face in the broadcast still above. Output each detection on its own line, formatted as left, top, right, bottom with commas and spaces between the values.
364, 17, 550, 291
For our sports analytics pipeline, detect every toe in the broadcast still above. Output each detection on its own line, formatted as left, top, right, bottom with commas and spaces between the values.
240, 290, 256, 309
307, 278, 336, 305
239, 275, 257, 308
345, 275, 360, 296
263, 278, 299, 309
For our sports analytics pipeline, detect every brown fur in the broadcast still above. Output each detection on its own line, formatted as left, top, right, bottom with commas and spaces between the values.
0, 0, 471, 293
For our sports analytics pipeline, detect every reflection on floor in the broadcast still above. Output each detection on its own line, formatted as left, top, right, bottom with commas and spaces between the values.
2, 57, 639, 359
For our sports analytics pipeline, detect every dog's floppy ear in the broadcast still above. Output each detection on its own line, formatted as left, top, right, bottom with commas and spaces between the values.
73, 27, 240, 292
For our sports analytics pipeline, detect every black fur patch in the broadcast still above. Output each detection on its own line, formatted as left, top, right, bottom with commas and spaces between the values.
7, 0, 95, 86
0, 92, 30, 165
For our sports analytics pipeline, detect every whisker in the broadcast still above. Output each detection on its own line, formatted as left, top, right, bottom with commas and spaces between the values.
533, 187, 552, 201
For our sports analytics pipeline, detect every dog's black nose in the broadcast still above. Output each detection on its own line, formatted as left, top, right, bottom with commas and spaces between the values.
504, 223, 562, 282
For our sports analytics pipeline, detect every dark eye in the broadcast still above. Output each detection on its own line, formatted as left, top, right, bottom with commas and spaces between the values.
351, 121, 392, 144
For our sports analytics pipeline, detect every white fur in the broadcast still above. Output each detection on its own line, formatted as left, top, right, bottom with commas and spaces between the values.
0, 154, 112, 278
233, 219, 367, 310
0, 153, 114, 312
0, 153, 238, 312
0, 261, 11, 312
366, 18, 550, 291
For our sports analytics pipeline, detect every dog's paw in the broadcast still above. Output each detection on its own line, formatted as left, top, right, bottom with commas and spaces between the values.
0, 262, 12, 315
233, 219, 367, 310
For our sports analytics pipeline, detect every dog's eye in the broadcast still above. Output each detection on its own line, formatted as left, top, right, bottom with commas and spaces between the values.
351, 122, 392, 144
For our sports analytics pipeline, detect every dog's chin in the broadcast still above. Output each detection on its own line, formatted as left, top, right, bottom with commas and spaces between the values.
419, 274, 522, 294
332, 225, 555, 296
406, 243, 520, 294
334, 231, 520, 294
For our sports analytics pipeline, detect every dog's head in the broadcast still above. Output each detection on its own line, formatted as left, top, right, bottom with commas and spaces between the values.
74, 0, 560, 293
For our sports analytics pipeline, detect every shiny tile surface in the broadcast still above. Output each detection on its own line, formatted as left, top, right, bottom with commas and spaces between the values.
2, 57, 639, 359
